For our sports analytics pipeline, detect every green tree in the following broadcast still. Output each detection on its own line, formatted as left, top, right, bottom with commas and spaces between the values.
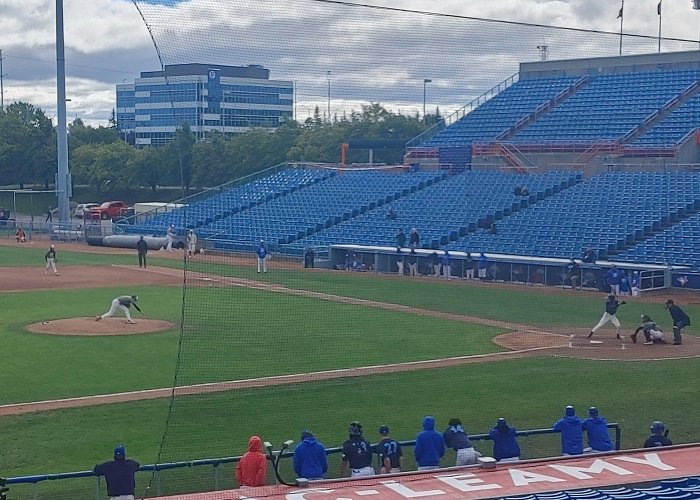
68, 118, 119, 152
71, 142, 135, 195
128, 147, 167, 192
191, 131, 231, 188
167, 122, 196, 194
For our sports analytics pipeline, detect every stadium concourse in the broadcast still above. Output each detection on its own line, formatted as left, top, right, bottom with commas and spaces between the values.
152, 446, 700, 499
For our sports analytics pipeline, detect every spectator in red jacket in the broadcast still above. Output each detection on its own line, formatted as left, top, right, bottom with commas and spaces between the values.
235, 435, 268, 487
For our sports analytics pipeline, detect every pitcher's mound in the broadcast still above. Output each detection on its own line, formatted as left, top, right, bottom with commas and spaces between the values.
26, 317, 177, 336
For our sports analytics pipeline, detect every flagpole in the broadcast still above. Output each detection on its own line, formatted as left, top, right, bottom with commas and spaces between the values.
619, 0, 624, 55
658, 0, 662, 53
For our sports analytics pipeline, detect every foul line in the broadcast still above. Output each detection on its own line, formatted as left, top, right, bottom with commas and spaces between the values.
0, 346, 557, 416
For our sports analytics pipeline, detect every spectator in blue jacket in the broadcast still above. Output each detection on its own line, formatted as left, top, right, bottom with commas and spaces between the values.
553, 406, 583, 456
443, 418, 480, 465
581, 407, 614, 453
293, 430, 327, 480
93, 445, 140, 499
488, 418, 521, 462
666, 299, 691, 346
414, 416, 445, 470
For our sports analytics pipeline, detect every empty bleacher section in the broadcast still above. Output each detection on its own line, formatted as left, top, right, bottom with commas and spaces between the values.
452, 172, 700, 261
421, 76, 580, 147
297, 170, 579, 250
503, 476, 700, 500
633, 93, 700, 147
617, 212, 700, 267
139, 168, 331, 230
511, 70, 700, 143
199, 169, 444, 247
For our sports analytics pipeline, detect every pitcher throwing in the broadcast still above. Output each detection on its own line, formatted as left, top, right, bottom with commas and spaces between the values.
95, 295, 143, 324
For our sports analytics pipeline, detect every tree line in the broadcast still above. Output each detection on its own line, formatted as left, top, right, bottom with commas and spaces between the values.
0, 102, 440, 196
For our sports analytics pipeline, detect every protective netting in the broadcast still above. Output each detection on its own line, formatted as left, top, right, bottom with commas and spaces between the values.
125, 1, 700, 498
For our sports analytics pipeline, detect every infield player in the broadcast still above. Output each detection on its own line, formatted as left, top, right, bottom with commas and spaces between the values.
256, 240, 268, 273
96, 295, 143, 324
186, 230, 198, 259
631, 315, 665, 345
165, 225, 176, 252
44, 244, 59, 276
588, 294, 626, 341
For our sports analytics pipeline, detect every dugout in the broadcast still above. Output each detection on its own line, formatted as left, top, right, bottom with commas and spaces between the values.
330, 244, 683, 292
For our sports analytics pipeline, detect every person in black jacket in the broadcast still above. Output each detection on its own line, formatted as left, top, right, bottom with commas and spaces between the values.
588, 294, 626, 341
644, 421, 672, 448
666, 299, 691, 346
136, 236, 148, 269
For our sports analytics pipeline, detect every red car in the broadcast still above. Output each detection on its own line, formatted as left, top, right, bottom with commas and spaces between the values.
89, 201, 129, 220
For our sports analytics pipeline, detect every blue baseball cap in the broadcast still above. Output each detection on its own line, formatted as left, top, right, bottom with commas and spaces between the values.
379, 425, 390, 435
114, 445, 126, 458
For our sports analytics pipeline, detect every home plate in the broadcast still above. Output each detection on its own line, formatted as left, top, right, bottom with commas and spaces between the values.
589, 340, 604, 344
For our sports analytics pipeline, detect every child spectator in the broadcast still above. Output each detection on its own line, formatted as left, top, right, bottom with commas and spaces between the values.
235, 435, 268, 487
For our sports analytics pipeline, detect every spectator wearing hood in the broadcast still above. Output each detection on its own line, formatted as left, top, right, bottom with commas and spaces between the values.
553, 406, 583, 456
488, 418, 521, 462
235, 435, 268, 487
443, 418, 480, 466
340, 421, 374, 478
93, 445, 140, 500
293, 430, 327, 480
414, 416, 445, 470
581, 407, 614, 453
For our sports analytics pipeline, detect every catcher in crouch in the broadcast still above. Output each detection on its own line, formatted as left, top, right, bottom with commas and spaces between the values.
95, 295, 143, 324
631, 314, 666, 345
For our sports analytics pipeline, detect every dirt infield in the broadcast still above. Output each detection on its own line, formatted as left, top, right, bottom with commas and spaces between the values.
25, 317, 177, 336
0, 265, 185, 293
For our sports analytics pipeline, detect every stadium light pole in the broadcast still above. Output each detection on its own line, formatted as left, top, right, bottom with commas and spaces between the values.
423, 79, 432, 123
326, 70, 331, 122
694, 0, 700, 49
55, 0, 71, 225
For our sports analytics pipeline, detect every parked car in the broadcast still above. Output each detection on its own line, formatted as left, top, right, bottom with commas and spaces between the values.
74, 203, 99, 219
88, 201, 130, 220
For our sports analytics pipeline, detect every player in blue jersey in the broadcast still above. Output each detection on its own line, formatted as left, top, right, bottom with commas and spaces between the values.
377, 425, 402, 473
256, 240, 268, 273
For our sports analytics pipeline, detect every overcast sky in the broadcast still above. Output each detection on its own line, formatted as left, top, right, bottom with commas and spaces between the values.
1, 0, 699, 126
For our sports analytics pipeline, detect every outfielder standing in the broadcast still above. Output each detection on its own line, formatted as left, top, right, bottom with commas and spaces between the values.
136, 236, 148, 269
256, 240, 268, 273
45, 244, 59, 276
96, 295, 142, 324
186, 230, 198, 259
588, 294, 626, 341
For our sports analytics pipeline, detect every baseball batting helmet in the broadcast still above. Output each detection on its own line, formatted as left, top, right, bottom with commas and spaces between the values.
349, 421, 363, 436
651, 421, 665, 433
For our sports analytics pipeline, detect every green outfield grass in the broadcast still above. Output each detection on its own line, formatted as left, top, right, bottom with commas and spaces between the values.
0, 285, 504, 403
1, 245, 699, 499
2, 356, 699, 498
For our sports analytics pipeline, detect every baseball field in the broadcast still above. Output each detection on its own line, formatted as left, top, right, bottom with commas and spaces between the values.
1, 239, 699, 498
